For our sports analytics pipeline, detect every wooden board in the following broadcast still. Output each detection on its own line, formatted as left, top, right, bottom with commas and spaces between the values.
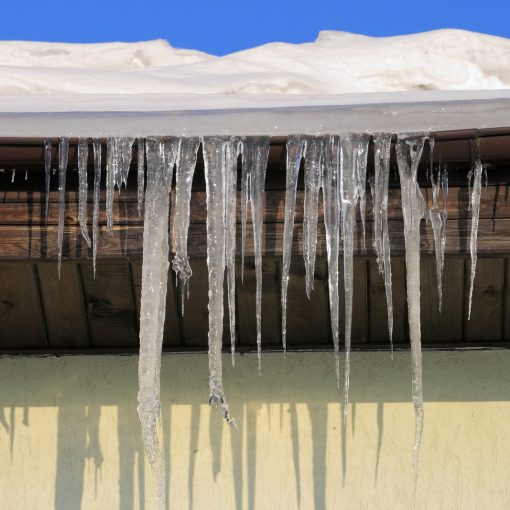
37, 261, 90, 347
464, 257, 505, 342
0, 263, 47, 347
80, 260, 138, 347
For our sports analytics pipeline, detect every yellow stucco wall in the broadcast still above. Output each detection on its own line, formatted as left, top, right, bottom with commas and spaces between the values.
0, 351, 509, 509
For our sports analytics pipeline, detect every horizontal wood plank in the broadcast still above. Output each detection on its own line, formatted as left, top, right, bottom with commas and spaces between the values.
2, 218, 510, 259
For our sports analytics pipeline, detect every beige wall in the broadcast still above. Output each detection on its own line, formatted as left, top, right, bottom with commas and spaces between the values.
0, 351, 509, 510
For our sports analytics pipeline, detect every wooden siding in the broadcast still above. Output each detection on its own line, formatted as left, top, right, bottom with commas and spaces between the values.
1, 134, 510, 352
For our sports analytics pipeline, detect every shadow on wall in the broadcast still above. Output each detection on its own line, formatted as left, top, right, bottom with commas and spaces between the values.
0, 352, 509, 509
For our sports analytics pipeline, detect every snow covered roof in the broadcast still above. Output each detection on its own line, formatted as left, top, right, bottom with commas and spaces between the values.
0, 29, 509, 136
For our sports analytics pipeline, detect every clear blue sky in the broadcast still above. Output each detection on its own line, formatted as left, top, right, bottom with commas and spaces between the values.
1, 0, 509, 55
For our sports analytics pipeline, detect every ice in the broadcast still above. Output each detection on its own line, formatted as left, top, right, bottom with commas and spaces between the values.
106, 137, 134, 233
429, 141, 448, 312
172, 137, 200, 315
77, 138, 91, 248
44, 139, 51, 224
57, 138, 69, 279
468, 158, 483, 320
395, 134, 428, 478
302, 136, 323, 298
372, 134, 394, 350
281, 136, 305, 353
10, 169, 15, 183
339, 134, 369, 420
321, 135, 341, 387
224, 138, 243, 366
105, 138, 118, 234
92, 139, 102, 278
137, 137, 179, 510
240, 137, 270, 372
24, 170, 28, 181
137, 138, 145, 218
355, 136, 370, 252
202, 136, 236, 425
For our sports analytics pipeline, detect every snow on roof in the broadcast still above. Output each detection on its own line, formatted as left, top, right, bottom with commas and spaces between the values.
0, 29, 509, 136
1, 29, 509, 95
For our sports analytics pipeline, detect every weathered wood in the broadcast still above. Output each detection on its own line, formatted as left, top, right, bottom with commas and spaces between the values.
283, 258, 330, 346
37, 261, 90, 347
0, 263, 47, 347
236, 258, 281, 347
368, 258, 408, 344
1, 186, 509, 226
464, 258, 505, 342
4, 218, 510, 260
80, 260, 138, 347
421, 257, 465, 343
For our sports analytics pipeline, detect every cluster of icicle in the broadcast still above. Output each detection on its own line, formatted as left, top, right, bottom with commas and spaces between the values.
45, 133, 484, 508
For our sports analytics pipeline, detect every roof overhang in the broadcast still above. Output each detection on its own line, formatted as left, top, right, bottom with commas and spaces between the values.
0, 89, 509, 137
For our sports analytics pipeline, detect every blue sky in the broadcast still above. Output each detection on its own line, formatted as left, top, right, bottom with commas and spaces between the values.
1, 0, 509, 55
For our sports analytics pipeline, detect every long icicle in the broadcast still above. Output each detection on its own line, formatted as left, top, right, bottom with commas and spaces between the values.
92, 139, 102, 278
468, 158, 483, 320
242, 137, 270, 373
44, 139, 52, 223
202, 136, 236, 425
373, 134, 394, 351
57, 138, 69, 279
137, 138, 145, 218
281, 136, 305, 354
322, 135, 341, 388
395, 134, 428, 479
429, 142, 448, 312
105, 137, 118, 234
225, 138, 243, 367
77, 138, 91, 248
172, 137, 200, 315
138, 137, 179, 510
340, 134, 369, 422
356, 135, 370, 252
302, 136, 323, 298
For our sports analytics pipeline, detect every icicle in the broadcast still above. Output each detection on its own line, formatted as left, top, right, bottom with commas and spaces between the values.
106, 137, 134, 233
44, 140, 52, 222
77, 138, 91, 248
429, 141, 448, 312
202, 136, 236, 425
92, 139, 102, 278
355, 136, 370, 252
241, 137, 270, 373
105, 138, 118, 234
372, 134, 394, 351
302, 137, 323, 298
322, 135, 342, 388
172, 137, 200, 315
468, 159, 483, 320
57, 138, 69, 279
24, 170, 28, 181
118, 137, 134, 189
11, 169, 15, 183
339, 134, 369, 419
137, 138, 145, 218
225, 139, 243, 367
138, 137, 179, 510
395, 134, 428, 478
281, 136, 305, 353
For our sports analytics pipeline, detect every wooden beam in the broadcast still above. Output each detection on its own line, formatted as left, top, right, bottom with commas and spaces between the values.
1, 218, 510, 260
